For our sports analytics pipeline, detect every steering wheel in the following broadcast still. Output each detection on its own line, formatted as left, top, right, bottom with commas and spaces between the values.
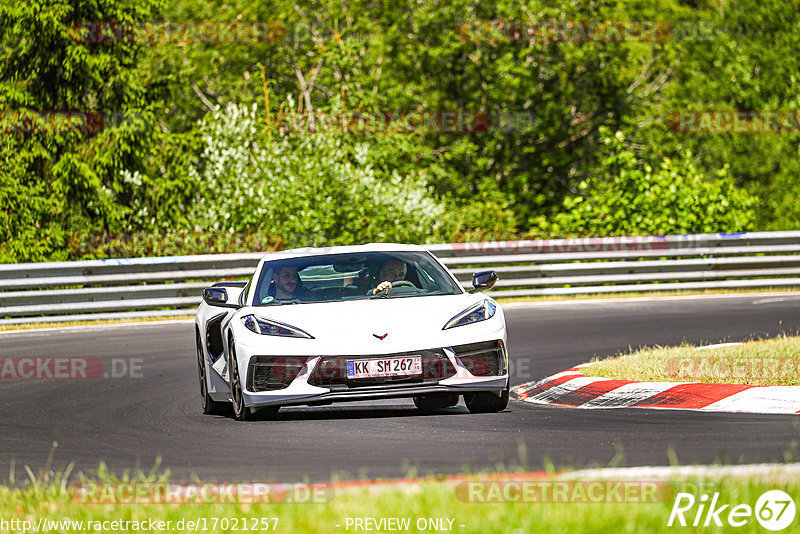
367, 280, 417, 296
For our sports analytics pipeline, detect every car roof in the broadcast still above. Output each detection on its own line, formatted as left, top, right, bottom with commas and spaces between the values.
257, 243, 429, 264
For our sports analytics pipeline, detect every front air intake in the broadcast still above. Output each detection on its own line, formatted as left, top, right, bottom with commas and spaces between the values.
451, 340, 506, 376
246, 356, 309, 392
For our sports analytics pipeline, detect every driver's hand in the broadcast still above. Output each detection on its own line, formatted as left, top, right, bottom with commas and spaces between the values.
372, 281, 392, 295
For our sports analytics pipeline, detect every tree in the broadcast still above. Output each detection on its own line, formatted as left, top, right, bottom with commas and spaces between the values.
0, 0, 195, 261
536, 128, 756, 235
190, 101, 447, 245
638, 0, 800, 229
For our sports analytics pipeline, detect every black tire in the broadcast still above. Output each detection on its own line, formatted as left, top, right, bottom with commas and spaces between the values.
196, 333, 229, 415
413, 394, 459, 413
228, 341, 254, 421
464, 384, 510, 414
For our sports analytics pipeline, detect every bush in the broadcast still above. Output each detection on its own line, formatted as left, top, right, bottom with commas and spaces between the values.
189, 101, 447, 247
444, 187, 519, 242
535, 128, 757, 236
0, 142, 63, 262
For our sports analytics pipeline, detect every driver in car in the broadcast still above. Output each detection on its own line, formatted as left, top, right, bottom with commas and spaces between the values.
273, 265, 300, 300
371, 258, 410, 295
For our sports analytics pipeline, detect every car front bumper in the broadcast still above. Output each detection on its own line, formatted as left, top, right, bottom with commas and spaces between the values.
241, 346, 509, 408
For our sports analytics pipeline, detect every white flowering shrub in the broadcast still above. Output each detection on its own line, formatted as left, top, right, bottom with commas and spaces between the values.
189, 102, 446, 246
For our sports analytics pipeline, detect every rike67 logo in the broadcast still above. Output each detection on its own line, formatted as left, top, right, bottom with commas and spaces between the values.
668, 490, 796, 531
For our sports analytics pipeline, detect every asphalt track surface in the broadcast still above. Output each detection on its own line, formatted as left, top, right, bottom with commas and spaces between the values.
2, 293, 800, 483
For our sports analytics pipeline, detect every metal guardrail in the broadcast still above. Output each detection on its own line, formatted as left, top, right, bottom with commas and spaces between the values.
1, 232, 799, 324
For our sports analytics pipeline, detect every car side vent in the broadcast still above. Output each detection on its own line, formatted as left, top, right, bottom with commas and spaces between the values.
205, 313, 226, 363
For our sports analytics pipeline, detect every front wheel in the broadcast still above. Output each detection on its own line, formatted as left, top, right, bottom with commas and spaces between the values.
464, 384, 509, 414
229, 341, 254, 421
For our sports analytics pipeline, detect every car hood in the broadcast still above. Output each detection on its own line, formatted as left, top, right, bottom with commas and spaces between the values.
234, 293, 504, 355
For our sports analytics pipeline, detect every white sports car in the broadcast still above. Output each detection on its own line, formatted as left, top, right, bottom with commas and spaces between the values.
194, 244, 508, 420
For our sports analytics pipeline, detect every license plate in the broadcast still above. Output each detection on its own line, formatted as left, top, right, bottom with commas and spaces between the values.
346, 356, 422, 379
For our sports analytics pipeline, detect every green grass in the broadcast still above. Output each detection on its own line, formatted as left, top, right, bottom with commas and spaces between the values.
3, 466, 798, 533
580, 336, 800, 386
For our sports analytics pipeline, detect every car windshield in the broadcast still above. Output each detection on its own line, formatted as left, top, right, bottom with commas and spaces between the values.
251, 251, 462, 305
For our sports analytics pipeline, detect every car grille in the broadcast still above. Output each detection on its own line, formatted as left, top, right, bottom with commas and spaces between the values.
247, 356, 309, 392
307, 349, 456, 389
451, 340, 506, 377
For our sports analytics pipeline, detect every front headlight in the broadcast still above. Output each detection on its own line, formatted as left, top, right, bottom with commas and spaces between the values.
241, 315, 314, 339
443, 299, 497, 330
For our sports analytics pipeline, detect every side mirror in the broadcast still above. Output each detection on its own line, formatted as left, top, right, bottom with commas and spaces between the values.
469, 270, 498, 293
203, 287, 240, 309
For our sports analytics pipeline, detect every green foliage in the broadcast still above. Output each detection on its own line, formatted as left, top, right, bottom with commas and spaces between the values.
0, 140, 61, 262
0, 0, 197, 261
160, 0, 692, 227
445, 188, 519, 242
189, 101, 446, 246
537, 128, 756, 236
4, 466, 800, 534
639, 0, 800, 229
0, 0, 796, 263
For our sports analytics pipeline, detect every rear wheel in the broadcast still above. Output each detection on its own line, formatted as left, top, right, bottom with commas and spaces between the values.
197, 333, 228, 415
413, 394, 459, 413
229, 341, 254, 421
464, 384, 509, 414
